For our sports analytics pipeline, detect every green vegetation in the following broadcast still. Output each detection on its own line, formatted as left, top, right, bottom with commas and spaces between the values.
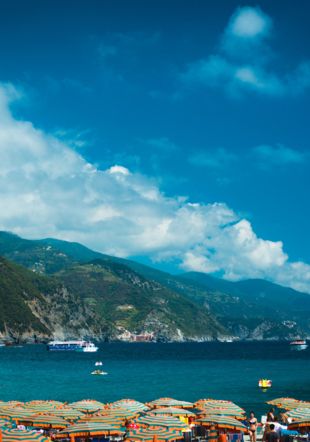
0, 231, 309, 341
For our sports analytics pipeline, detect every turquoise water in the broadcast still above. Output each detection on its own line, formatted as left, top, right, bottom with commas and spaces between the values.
0, 342, 309, 416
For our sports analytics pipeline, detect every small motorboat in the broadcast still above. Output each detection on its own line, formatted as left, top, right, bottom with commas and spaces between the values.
95, 361, 103, 366
290, 340, 308, 351
258, 379, 272, 389
91, 370, 108, 376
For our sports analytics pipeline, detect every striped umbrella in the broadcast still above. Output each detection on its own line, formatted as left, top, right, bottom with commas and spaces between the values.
126, 426, 184, 441
288, 419, 310, 430
0, 419, 12, 429
25, 401, 64, 412
111, 400, 149, 412
79, 415, 124, 428
284, 408, 310, 421
149, 408, 195, 417
0, 408, 36, 422
54, 422, 123, 438
149, 399, 193, 409
196, 416, 248, 432
1, 429, 50, 442
6, 403, 24, 408
97, 409, 140, 420
135, 416, 189, 430
69, 400, 105, 414
20, 414, 69, 429
267, 398, 301, 409
40, 407, 84, 420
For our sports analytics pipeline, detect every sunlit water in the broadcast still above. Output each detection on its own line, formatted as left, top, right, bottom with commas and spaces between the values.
0, 342, 309, 416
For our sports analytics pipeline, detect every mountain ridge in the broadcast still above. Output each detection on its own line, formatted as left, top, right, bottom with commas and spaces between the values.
0, 231, 309, 341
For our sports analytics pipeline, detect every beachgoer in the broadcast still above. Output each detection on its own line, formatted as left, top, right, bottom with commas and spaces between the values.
264, 424, 280, 442
248, 411, 258, 442
267, 409, 275, 422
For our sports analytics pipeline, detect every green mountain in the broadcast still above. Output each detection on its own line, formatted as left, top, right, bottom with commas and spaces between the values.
0, 232, 226, 342
0, 257, 106, 342
55, 259, 225, 341
0, 231, 309, 341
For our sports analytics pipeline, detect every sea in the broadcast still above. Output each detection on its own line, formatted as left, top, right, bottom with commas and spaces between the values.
0, 341, 309, 417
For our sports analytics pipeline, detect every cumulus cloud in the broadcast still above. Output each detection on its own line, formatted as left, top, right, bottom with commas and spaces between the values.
1, 84, 310, 293
181, 6, 310, 97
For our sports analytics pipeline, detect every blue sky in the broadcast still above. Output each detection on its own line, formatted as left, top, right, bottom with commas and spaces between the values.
0, 0, 310, 291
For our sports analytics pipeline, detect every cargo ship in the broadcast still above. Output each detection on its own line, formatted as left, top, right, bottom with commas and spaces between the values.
47, 340, 98, 352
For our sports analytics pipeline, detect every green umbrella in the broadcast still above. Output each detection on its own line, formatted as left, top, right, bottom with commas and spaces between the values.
79, 415, 124, 428
111, 400, 149, 412
135, 415, 189, 430
69, 400, 105, 414
149, 399, 193, 409
195, 416, 248, 432
288, 419, 310, 430
41, 407, 84, 420
21, 414, 69, 429
55, 421, 123, 438
126, 426, 184, 441
0, 408, 35, 422
285, 408, 310, 421
1, 429, 50, 442
150, 408, 195, 417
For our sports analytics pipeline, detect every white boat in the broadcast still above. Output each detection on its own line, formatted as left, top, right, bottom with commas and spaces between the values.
79, 342, 98, 352
47, 340, 98, 352
290, 340, 308, 351
95, 361, 103, 366
91, 370, 108, 376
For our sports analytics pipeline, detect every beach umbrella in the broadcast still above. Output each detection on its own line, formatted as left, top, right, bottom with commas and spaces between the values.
0, 408, 36, 422
21, 414, 69, 429
126, 426, 184, 441
111, 400, 149, 412
97, 408, 140, 420
149, 408, 195, 417
41, 407, 84, 421
149, 398, 193, 409
266, 398, 303, 410
1, 428, 50, 442
0, 419, 12, 429
79, 415, 124, 428
284, 408, 310, 421
5, 403, 24, 408
288, 419, 310, 430
54, 422, 123, 439
135, 415, 189, 430
69, 400, 105, 414
25, 401, 64, 410
195, 416, 248, 432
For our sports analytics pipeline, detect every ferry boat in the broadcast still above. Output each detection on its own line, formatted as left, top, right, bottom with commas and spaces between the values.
290, 340, 308, 351
47, 340, 98, 352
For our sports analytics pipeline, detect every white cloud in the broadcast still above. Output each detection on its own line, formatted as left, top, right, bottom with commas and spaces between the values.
181, 6, 310, 97
1, 84, 310, 293
226, 6, 272, 39
253, 144, 306, 166
189, 148, 236, 169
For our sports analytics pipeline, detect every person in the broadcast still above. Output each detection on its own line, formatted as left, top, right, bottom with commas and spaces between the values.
267, 409, 275, 422
248, 411, 258, 442
264, 424, 280, 442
